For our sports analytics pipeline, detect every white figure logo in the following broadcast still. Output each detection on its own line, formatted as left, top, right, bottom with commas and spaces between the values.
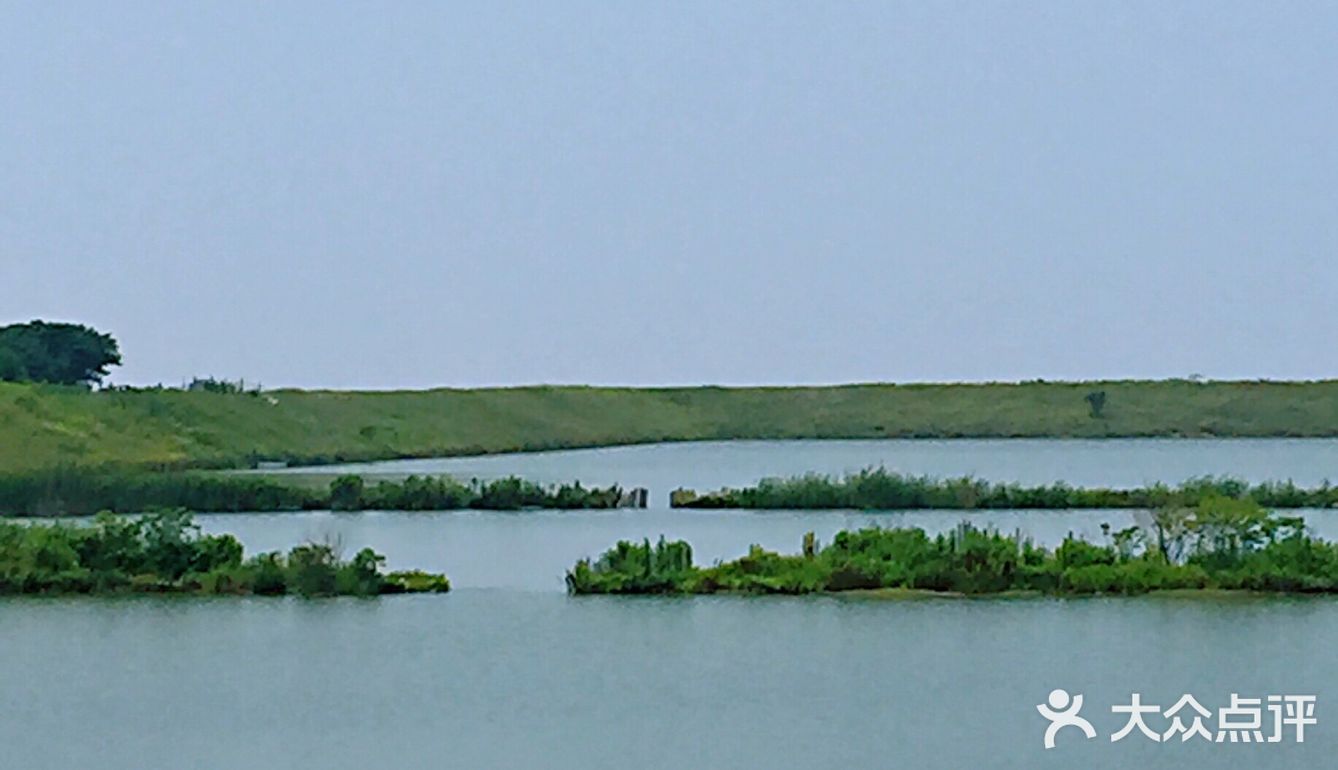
1038, 689, 1097, 749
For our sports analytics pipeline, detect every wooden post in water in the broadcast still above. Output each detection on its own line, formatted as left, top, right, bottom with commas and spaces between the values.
617, 487, 650, 508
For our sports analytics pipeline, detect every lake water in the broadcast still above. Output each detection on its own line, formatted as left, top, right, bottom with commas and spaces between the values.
6, 439, 1338, 768
1, 591, 1332, 769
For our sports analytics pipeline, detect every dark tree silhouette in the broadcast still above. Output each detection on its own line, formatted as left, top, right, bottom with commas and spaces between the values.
1085, 390, 1107, 419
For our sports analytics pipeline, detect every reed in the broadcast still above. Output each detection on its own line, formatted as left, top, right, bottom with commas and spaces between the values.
0, 468, 627, 515
671, 468, 1338, 510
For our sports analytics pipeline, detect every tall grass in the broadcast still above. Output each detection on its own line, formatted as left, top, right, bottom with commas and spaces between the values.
0, 468, 629, 515
671, 468, 1338, 510
329, 474, 625, 511
0, 468, 322, 516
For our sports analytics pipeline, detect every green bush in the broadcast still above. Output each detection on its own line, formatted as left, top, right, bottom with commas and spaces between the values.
0, 510, 449, 597
329, 475, 366, 511
383, 570, 452, 593
569, 500, 1338, 597
566, 536, 695, 594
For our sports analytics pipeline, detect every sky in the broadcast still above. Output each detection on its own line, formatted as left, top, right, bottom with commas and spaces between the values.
2, 1, 1336, 389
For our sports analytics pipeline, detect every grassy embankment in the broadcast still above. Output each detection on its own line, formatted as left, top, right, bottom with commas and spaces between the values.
567, 498, 1338, 597
5, 379, 1338, 473
671, 468, 1338, 510
0, 509, 450, 596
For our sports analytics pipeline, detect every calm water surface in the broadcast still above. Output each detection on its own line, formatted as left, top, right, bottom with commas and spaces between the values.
7, 440, 1338, 769
0, 591, 1331, 769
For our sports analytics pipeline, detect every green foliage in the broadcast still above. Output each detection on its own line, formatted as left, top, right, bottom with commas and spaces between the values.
568, 500, 1338, 597
0, 468, 629, 515
472, 476, 545, 510
328, 474, 623, 512
186, 377, 260, 395
329, 475, 366, 511
674, 467, 1338, 511
336, 548, 388, 596
0, 346, 26, 381
249, 552, 288, 595
0, 510, 449, 596
566, 536, 695, 594
382, 569, 451, 593
0, 321, 121, 386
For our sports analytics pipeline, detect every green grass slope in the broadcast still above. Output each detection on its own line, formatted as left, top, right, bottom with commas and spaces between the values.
2, 380, 1337, 472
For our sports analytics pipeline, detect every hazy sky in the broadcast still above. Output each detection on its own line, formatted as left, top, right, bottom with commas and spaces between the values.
3, 2, 1335, 388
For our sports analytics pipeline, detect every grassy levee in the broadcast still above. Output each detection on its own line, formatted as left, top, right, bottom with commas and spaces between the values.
5, 379, 1338, 472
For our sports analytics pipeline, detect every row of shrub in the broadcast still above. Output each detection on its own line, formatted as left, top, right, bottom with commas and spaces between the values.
670, 467, 1338, 510
0, 468, 627, 516
328, 475, 625, 511
0, 509, 449, 596
7, 465, 1338, 516
568, 497, 1338, 596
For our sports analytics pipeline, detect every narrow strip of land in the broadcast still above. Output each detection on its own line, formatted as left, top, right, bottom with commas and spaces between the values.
670, 469, 1338, 510
1, 467, 1334, 516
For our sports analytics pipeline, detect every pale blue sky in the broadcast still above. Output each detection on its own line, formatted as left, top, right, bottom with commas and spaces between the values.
2, 2, 1335, 388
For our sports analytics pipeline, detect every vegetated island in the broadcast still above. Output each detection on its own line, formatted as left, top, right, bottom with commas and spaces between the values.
670, 468, 1338, 510
567, 498, 1338, 597
0, 470, 634, 517
0, 509, 449, 597
8, 376, 1338, 474
7, 466, 1338, 517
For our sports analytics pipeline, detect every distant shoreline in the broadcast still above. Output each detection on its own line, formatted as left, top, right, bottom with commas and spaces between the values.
5, 379, 1338, 473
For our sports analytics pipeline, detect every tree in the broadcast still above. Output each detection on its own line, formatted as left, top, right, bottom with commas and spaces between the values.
0, 321, 121, 386
1149, 504, 1192, 564
329, 475, 366, 511
0, 345, 26, 381
1084, 390, 1107, 419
